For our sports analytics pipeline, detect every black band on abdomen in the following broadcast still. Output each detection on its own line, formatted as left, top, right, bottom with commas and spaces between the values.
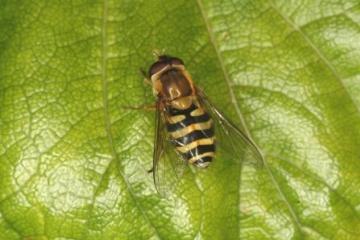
181, 144, 215, 160
172, 128, 214, 146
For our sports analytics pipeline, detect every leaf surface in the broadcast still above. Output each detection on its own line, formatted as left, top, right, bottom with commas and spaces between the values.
0, 0, 359, 239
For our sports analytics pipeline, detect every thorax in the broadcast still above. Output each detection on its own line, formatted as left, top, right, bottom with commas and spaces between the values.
152, 68, 196, 103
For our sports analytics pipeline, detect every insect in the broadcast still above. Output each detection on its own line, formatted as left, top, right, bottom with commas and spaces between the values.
146, 55, 264, 195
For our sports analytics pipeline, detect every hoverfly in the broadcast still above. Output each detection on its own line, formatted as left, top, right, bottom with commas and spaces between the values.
145, 55, 264, 195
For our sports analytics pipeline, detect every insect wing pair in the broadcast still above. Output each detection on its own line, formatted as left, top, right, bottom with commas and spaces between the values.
152, 89, 264, 196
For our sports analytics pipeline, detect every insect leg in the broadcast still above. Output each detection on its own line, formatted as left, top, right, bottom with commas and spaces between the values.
139, 68, 152, 86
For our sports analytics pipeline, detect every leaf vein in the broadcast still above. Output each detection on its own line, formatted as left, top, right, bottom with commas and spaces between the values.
196, 0, 306, 237
96, 1, 162, 239
268, 0, 360, 114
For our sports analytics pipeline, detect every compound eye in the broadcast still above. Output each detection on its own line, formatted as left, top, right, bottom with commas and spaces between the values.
170, 57, 184, 66
148, 61, 169, 77
148, 55, 185, 77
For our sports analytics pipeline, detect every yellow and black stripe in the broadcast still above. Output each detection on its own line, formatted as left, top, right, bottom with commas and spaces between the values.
166, 103, 215, 168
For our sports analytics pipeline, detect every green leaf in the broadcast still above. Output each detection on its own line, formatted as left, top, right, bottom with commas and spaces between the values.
1, 0, 359, 239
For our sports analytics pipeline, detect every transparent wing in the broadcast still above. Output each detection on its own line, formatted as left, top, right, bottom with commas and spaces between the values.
197, 89, 264, 168
152, 101, 186, 196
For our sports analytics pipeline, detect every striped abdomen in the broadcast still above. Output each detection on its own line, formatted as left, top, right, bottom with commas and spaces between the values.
166, 102, 215, 168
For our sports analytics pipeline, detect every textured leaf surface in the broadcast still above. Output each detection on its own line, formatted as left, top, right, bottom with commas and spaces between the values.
1, 0, 360, 239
